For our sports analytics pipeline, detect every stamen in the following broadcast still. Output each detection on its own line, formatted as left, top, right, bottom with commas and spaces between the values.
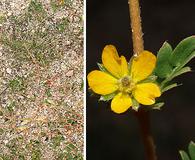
118, 76, 135, 93
121, 76, 130, 87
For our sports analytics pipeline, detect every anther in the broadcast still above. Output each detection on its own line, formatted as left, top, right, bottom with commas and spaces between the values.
121, 76, 130, 87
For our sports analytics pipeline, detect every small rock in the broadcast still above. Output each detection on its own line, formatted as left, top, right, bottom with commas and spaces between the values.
21, 5, 25, 10
7, 12, 12, 16
42, 27, 46, 32
4, 140, 8, 145
66, 40, 71, 45
61, 63, 66, 70
6, 68, 12, 74
66, 70, 74, 77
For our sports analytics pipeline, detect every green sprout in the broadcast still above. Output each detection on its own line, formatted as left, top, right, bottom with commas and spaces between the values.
180, 141, 195, 160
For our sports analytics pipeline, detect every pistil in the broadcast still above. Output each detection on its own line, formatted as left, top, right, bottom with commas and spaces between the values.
119, 76, 135, 93
121, 76, 131, 87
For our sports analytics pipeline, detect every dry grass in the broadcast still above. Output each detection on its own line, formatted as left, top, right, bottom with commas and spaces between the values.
0, 0, 83, 159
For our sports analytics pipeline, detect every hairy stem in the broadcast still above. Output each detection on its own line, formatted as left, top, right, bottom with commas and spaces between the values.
128, 0, 144, 55
128, 0, 157, 159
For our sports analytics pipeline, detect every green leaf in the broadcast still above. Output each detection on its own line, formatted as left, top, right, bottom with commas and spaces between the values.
160, 66, 192, 88
161, 67, 191, 87
151, 102, 165, 110
179, 51, 195, 69
170, 36, 195, 67
99, 92, 117, 102
132, 98, 140, 111
97, 63, 107, 72
155, 42, 173, 78
180, 150, 190, 160
172, 67, 192, 79
139, 75, 157, 83
161, 83, 181, 93
189, 141, 195, 160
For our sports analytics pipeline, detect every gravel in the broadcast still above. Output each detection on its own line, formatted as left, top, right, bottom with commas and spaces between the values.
0, 0, 83, 159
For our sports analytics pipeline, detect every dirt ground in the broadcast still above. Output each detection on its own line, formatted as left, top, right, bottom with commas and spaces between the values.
0, 0, 83, 159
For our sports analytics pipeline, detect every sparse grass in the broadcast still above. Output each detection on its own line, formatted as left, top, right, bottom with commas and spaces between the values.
46, 87, 52, 97
50, 0, 73, 12
29, 140, 42, 160
0, 128, 4, 135
0, 0, 69, 67
57, 17, 69, 32
6, 101, 16, 112
9, 77, 26, 92
55, 142, 83, 160
29, 0, 45, 13
51, 134, 65, 148
0, 154, 13, 160
0, 14, 6, 24
80, 80, 84, 91
0, 0, 83, 159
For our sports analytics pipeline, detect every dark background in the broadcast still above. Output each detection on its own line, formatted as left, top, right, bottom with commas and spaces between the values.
86, 0, 195, 159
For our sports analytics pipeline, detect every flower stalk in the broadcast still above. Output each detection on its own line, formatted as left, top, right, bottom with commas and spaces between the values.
128, 0, 144, 55
128, 0, 157, 159
135, 110, 157, 160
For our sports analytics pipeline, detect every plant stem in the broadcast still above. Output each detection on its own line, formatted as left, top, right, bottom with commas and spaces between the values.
135, 110, 157, 160
128, 0, 144, 55
128, 0, 157, 159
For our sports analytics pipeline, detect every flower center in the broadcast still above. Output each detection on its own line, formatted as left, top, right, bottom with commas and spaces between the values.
121, 76, 131, 87
119, 76, 135, 93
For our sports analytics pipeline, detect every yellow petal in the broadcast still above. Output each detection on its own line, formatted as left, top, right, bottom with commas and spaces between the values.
133, 83, 161, 105
111, 92, 132, 114
102, 45, 128, 78
87, 70, 118, 95
120, 56, 129, 76
131, 51, 156, 82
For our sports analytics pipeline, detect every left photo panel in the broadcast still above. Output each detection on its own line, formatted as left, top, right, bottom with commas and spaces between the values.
0, 0, 84, 159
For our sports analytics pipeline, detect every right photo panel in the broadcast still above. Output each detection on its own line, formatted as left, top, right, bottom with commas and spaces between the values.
86, 0, 195, 160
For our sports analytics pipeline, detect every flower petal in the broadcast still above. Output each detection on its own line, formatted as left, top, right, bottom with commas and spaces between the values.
87, 70, 118, 95
131, 51, 156, 82
111, 92, 132, 114
102, 45, 128, 78
133, 83, 161, 105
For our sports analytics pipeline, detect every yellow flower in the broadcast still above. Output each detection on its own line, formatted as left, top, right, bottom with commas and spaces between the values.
87, 45, 161, 114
